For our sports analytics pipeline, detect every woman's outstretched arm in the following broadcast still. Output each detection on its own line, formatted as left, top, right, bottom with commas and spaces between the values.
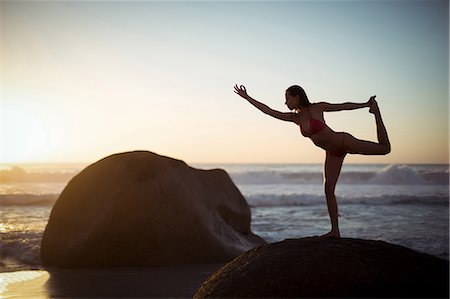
234, 84, 296, 123
317, 96, 375, 112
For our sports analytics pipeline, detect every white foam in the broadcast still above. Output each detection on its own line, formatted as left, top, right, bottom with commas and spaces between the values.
229, 164, 448, 186
246, 193, 449, 207
368, 165, 428, 185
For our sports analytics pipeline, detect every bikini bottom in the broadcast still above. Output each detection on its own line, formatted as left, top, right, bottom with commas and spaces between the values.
326, 133, 347, 157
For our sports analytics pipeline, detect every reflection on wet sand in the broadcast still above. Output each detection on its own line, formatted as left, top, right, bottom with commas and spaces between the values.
1, 264, 221, 298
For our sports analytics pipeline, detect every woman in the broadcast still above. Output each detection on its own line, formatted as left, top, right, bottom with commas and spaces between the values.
234, 84, 390, 238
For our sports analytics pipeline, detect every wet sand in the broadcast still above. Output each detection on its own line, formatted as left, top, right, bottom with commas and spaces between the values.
1, 264, 222, 298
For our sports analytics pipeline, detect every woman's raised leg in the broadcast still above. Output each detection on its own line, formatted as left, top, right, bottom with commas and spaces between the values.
321, 151, 346, 238
344, 100, 391, 155
370, 99, 391, 153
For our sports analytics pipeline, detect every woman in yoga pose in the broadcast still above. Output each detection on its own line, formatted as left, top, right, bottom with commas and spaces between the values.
234, 84, 391, 238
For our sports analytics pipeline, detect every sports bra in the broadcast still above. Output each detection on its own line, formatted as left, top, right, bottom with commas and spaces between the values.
299, 109, 326, 138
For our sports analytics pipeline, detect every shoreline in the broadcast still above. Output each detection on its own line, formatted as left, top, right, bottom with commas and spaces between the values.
1, 264, 223, 298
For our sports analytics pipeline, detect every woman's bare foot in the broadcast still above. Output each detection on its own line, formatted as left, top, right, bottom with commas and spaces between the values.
369, 99, 379, 114
319, 231, 341, 238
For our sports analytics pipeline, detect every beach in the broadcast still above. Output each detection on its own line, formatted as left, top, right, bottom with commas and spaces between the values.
1, 265, 222, 298
1, 163, 448, 297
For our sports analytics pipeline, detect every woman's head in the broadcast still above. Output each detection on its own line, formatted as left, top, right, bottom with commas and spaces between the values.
285, 85, 310, 110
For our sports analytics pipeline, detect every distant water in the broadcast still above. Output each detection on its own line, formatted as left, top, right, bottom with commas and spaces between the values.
1, 163, 448, 272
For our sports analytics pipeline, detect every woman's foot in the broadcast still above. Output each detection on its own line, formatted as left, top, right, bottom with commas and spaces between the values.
369, 97, 379, 114
319, 231, 341, 238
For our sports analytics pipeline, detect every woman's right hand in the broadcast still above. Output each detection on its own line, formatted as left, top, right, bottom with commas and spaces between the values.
234, 84, 249, 99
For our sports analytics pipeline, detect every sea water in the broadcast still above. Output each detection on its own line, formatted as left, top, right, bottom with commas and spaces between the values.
0, 163, 448, 272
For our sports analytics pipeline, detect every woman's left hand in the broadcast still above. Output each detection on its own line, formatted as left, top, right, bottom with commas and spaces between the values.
234, 84, 250, 99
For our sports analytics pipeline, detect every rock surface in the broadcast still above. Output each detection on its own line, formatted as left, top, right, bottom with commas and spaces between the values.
41, 151, 265, 267
194, 237, 449, 298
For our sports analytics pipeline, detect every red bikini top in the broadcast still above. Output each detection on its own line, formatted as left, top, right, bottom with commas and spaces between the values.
299, 110, 326, 138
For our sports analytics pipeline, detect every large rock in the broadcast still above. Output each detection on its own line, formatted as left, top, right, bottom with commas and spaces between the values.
41, 151, 265, 267
194, 237, 449, 298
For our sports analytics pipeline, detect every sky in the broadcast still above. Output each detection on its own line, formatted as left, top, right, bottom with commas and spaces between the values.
1, 0, 449, 164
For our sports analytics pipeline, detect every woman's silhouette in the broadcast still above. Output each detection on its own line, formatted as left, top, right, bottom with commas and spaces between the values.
234, 84, 391, 238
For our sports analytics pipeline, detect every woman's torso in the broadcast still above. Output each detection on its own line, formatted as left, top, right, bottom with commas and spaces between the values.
296, 104, 345, 152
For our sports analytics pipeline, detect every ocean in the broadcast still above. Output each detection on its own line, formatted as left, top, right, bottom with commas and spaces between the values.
0, 162, 448, 272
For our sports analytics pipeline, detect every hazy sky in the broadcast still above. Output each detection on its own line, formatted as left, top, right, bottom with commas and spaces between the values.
2, 0, 449, 164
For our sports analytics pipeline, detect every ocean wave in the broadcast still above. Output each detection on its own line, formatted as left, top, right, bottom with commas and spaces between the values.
1, 164, 448, 186
246, 194, 449, 207
229, 165, 449, 186
0, 194, 58, 206
368, 165, 436, 185
0, 232, 43, 271
3, 193, 447, 208
0, 164, 447, 207
0, 166, 77, 183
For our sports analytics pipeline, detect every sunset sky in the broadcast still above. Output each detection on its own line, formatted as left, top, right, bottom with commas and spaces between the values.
2, 0, 449, 164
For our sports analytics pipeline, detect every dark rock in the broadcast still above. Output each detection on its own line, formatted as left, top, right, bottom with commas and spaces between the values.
194, 237, 449, 298
41, 151, 265, 267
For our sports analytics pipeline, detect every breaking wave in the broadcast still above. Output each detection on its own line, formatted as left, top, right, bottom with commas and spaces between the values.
229, 165, 448, 185
246, 194, 449, 207
0, 194, 58, 206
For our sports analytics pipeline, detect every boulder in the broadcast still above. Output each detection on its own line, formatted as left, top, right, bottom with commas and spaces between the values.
194, 237, 449, 298
41, 151, 265, 267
